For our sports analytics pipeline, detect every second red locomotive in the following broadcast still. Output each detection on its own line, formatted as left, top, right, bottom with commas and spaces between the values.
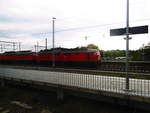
0, 48, 101, 67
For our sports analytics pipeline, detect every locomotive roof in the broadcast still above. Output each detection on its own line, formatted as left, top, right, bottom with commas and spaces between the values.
3, 50, 33, 55
39, 48, 98, 53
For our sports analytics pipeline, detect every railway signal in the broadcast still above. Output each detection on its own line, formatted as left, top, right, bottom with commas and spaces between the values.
110, 0, 149, 91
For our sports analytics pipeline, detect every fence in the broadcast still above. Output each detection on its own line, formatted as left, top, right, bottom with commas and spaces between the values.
0, 67, 150, 98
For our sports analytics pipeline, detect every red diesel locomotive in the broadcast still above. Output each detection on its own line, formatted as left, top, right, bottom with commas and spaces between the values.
0, 51, 36, 64
0, 48, 101, 67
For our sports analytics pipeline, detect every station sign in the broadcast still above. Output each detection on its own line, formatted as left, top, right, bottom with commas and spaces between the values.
110, 25, 148, 36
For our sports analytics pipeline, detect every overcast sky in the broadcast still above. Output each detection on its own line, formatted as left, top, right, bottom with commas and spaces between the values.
0, 0, 150, 51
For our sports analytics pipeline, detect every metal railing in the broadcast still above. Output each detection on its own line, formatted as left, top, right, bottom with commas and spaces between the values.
0, 67, 150, 98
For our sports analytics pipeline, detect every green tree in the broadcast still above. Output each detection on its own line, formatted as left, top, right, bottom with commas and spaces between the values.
86, 44, 99, 49
101, 50, 126, 61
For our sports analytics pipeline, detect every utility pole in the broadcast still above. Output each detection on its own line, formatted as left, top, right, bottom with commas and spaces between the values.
142, 44, 145, 61
52, 17, 56, 67
0, 41, 17, 51
19, 42, 21, 51
0, 44, 3, 52
34, 45, 37, 52
125, 0, 130, 91
13, 42, 15, 51
45, 38, 47, 50
37, 42, 39, 52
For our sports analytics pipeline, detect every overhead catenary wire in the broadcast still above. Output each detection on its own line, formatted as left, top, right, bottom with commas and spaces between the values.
32, 18, 150, 36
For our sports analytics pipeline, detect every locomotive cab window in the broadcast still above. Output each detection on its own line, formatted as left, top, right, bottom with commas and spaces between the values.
90, 52, 97, 55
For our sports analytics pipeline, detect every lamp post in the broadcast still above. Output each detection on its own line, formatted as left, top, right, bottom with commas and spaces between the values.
52, 17, 56, 67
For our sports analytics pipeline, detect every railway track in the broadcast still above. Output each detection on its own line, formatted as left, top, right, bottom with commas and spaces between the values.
52, 67, 150, 76
98, 61, 150, 73
0, 61, 150, 73
51, 61, 150, 73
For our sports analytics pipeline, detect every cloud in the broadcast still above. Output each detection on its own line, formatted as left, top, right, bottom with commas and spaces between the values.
0, 14, 34, 23
0, 0, 150, 51
0, 20, 50, 36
